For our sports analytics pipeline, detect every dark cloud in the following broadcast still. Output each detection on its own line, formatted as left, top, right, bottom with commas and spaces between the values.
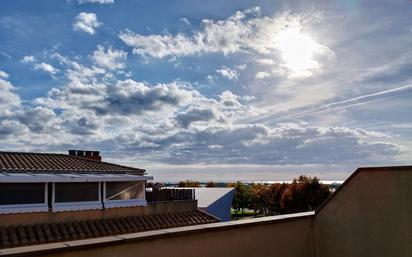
62, 115, 100, 135
112, 123, 401, 165
175, 107, 224, 128
99, 80, 194, 115
17, 107, 56, 133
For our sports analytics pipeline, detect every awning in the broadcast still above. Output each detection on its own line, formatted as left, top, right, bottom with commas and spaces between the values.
0, 172, 153, 183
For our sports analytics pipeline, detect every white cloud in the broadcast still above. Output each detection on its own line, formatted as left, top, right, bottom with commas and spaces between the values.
91, 45, 127, 70
73, 12, 102, 35
1, 44, 406, 168
179, 18, 191, 26
236, 64, 246, 70
120, 7, 332, 63
20, 55, 58, 76
0, 75, 21, 111
34, 62, 58, 74
21, 55, 35, 63
257, 58, 275, 65
75, 0, 114, 4
0, 70, 9, 79
255, 71, 270, 79
119, 32, 202, 58
119, 8, 332, 78
0, 52, 11, 59
216, 66, 239, 80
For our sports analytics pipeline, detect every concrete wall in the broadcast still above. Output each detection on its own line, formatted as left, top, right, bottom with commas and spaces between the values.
314, 167, 412, 257
1, 212, 314, 257
0, 200, 197, 226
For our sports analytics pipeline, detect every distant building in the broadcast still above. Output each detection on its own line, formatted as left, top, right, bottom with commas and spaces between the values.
185, 187, 235, 222
0, 150, 218, 249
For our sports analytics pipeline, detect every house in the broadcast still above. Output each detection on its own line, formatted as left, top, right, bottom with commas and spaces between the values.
0, 150, 218, 249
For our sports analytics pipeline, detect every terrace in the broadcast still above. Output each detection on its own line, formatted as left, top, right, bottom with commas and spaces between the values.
0, 165, 410, 257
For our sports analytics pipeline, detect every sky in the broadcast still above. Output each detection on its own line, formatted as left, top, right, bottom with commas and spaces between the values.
0, 0, 411, 182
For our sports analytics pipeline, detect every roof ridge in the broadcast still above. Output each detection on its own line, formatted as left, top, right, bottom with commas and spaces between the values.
66, 154, 145, 172
0, 151, 145, 175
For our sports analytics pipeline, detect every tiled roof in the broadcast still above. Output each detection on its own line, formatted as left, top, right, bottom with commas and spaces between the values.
0, 152, 145, 175
0, 210, 218, 249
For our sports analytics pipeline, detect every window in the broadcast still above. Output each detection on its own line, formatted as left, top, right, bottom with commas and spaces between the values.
54, 182, 99, 202
105, 182, 145, 200
52, 182, 102, 212
104, 181, 146, 208
0, 183, 48, 214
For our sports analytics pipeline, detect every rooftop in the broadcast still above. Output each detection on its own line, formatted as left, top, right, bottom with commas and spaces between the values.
0, 209, 218, 249
0, 152, 145, 176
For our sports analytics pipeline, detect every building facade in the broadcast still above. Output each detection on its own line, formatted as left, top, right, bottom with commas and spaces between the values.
0, 150, 218, 249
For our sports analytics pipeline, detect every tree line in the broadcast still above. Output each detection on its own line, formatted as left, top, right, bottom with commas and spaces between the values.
177, 175, 331, 216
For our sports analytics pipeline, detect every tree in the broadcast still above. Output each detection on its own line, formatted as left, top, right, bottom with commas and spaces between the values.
231, 181, 252, 214
177, 180, 201, 187
250, 184, 273, 215
205, 181, 216, 187
230, 176, 331, 217
280, 175, 331, 213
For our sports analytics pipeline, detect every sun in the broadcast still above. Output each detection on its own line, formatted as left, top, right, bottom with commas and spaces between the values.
276, 28, 322, 77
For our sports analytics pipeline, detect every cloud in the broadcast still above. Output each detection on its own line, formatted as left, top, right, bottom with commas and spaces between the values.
61, 111, 100, 135
0, 120, 28, 140
0, 70, 9, 79
120, 7, 331, 62
0, 43, 406, 169
255, 71, 270, 79
119, 7, 332, 78
236, 64, 246, 70
179, 18, 191, 26
34, 62, 58, 74
257, 58, 275, 65
0, 75, 21, 111
175, 107, 223, 128
271, 84, 412, 122
17, 107, 57, 133
20, 55, 35, 63
96, 80, 196, 115
91, 45, 127, 70
73, 12, 102, 34
216, 66, 239, 80
127, 122, 401, 165
74, 0, 114, 4
20, 55, 58, 76
0, 52, 11, 59
119, 32, 202, 58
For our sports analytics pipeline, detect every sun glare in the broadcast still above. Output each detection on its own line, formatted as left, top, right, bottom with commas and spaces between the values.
276, 28, 321, 77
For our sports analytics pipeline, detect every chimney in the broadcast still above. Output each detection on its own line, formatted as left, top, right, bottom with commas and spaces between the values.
68, 150, 101, 161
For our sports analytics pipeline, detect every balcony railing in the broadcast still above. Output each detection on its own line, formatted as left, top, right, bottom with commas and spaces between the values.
146, 188, 195, 202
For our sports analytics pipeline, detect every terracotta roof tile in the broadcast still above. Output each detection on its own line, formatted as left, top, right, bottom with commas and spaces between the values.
0, 152, 144, 175
0, 210, 218, 249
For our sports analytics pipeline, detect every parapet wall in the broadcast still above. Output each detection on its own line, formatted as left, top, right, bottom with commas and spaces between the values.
1, 212, 314, 257
0, 200, 197, 227
314, 166, 412, 257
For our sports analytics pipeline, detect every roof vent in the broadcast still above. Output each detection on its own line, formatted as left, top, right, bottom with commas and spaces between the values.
68, 150, 101, 161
